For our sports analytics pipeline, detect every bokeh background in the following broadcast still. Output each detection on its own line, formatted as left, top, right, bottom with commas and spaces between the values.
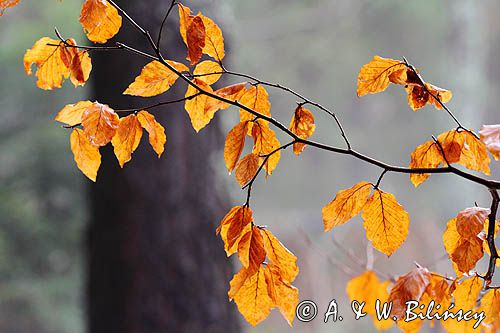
1, 0, 499, 332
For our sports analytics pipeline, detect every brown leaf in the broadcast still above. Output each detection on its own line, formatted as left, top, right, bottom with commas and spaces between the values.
186, 16, 205, 66
204, 83, 247, 114
389, 268, 431, 320
456, 207, 490, 239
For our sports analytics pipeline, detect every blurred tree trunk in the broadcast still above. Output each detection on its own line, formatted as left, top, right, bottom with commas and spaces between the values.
86, 1, 240, 332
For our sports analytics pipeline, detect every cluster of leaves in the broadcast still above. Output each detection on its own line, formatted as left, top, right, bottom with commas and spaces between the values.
17, 0, 500, 330
0, 0, 19, 16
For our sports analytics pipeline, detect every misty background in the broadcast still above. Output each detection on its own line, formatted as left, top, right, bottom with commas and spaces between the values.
1, 0, 499, 332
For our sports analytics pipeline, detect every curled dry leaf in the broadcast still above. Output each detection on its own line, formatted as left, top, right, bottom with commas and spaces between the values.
70, 128, 101, 182
81, 102, 119, 147
406, 83, 452, 111
136, 111, 166, 157
224, 121, 249, 173
111, 114, 143, 167
362, 189, 410, 257
357, 55, 405, 96
388, 268, 431, 320
124, 60, 189, 97
235, 153, 259, 187
456, 207, 490, 239
80, 0, 122, 44
480, 124, 500, 160
289, 105, 316, 155
60, 39, 92, 87
216, 206, 253, 256
204, 82, 247, 114
322, 181, 372, 231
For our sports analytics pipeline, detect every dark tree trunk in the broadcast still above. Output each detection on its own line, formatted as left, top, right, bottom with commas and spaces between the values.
86, 1, 240, 332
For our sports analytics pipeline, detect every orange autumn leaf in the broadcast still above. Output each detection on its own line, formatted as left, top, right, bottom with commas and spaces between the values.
184, 79, 216, 132
346, 271, 393, 330
443, 217, 484, 273
24, 38, 70, 90
136, 111, 166, 157
322, 181, 372, 231
357, 55, 405, 96
0, 0, 20, 16
240, 85, 271, 131
263, 263, 299, 326
186, 16, 205, 66
408, 140, 442, 187
178, 3, 191, 44
216, 206, 253, 256
388, 268, 431, 320
420, 274, 454, 318
458, 131, 491, 175
80, 0, 122, 44
456, 207, 490, 239
55, 101, 93, 126
406, 83, 452, 111
479, 290, 500, 328
224, 121, 249, 173
70, 128, 101, 182
229, 266, 274, 326
362, 189, 410, 256
81, 102, 119, 147
289, 105, 316, 155
251, 121, 281, 175
235, 153, 259, 187
480, 125, 500, 160
204, 82, 247, 114
452, 275, 482, 311
193, 60, 222, 85
237, 226, 266, 273
199, 13, 225, 62
260, 229, 299, 283
124, 60, 189, 97
111, 114, 143, 167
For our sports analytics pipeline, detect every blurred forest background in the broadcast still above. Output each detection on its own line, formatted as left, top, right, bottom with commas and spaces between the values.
1, 0, 500, 332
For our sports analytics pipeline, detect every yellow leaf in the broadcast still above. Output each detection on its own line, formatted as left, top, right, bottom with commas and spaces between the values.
235, 153, 259, 187
178, 3, 191, 44
362, 190, 410, 256
0, 0, 20, 16
357, 55, 405, 96
420, 275, 453, 319
408, 140, 442, 187
204, 82, 247, 114
322, 181, 372, 231
229, 266, 274, 326
459, 130, 491, 175
80, 0, 122, 44
70, 128, 101, 182
224, 121, 249, 173
136, 111, 166, 157
55, 101, 93, 126
24, 37, 69, 90
263, 263, 299, 326
240, 85, 271, 132
260, 229, 299, 283
184, 79, 216, 132
81, 102, 119, 147
124, 60, 189, 97
479, 290, 500, 327
479, 125, 500, 160
111, 114, 143, 167
200, 13, 225, 61
289, 105, 316, 155
452, 276, 482, 310
237, 226, 266, 274
193, 60, 222, 85
216, 206, 253, 256
251, 121, 281, 175
346, 271, 393, 330
388, 268, 431, 320
60, 39, 92, 87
